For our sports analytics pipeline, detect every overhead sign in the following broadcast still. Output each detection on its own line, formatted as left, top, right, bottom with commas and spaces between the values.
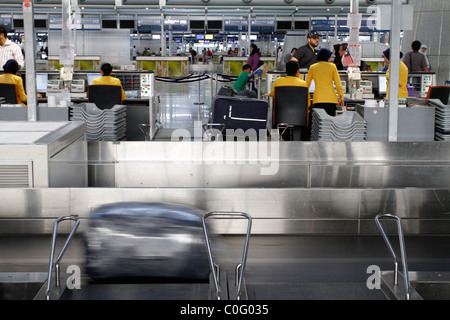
23, 0, 32, 13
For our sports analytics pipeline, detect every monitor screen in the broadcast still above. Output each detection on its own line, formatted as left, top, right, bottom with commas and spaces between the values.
190, 20, 205, 29
277, 21, 292, 30
36, 73, 48, 92
378, 75, 387, 94
305, 77, 315, 93
87, 73, 102, 85
427, 86, 450, 105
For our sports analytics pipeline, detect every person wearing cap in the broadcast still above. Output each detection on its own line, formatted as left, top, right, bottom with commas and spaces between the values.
291, 31, 320, 70
0, 59, 27, 106
383, 48, 408, 98
306, 48, 345, 118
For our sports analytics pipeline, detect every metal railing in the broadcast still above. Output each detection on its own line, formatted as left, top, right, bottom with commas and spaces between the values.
202, 211, 252, 300
375, 213, 411, 300
45, 215, 80, 300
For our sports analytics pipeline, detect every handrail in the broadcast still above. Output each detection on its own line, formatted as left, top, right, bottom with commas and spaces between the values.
202, 211, 252, 300
375, 213, 410, 300
45, 215, 81, 300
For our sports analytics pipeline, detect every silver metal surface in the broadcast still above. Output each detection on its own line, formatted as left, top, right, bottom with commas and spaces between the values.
375, 213, 410, 300
87, 141, 450, 189
0, 187, 450, 235
45, 216, 80, 300
203, 211, 252, 300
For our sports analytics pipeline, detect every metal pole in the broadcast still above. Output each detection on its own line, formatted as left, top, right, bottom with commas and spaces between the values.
388, 0, 402, 141
23, 0, 37, 121
350, 0, 358, 13
160, 13, 165, 57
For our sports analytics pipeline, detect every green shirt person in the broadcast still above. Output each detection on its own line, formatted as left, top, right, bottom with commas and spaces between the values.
233, 64, 256, 98
233, 64, 252, 92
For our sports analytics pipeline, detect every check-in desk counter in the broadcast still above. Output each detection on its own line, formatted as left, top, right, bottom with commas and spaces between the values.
223, 56, 276, 77
136, 56, 189, 77
9, 70, 155, 141
47, 55, 101, 71
0, 121, 88, 187
267, 71, 435, 98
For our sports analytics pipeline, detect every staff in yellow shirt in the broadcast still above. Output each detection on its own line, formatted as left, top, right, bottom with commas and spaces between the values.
306, 48, 344, 117
91, 62, 127, 102
265, 60, 310, 122
382, 48, 408, 98
0, 59, 27, 106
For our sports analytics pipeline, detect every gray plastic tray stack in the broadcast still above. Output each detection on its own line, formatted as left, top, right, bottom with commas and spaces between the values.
429, 99, 450, 141
70, 103, 127, 141
311, 109, 367, 141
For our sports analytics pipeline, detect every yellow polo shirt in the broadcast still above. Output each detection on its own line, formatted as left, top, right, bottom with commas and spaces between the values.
306, 61, 344, 105
268, 75, 310, 125
0, 73, 27, 106
386, 61, 409, 98
91, 75, 127, 102
268, 75, 310, 107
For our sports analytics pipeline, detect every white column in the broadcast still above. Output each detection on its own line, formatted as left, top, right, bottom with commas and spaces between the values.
23, 0, 37, 121
388, 0, 402, 142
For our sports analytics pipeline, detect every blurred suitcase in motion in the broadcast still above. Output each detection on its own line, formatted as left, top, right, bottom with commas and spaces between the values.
206, 95, 269, 140
85, 202, 211, 281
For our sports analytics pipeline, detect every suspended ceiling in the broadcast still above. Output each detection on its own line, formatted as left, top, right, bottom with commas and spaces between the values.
0, 0, 408, 17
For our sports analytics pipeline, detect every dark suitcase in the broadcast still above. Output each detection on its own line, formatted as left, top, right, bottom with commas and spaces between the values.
207, 95, 268, 139
217, 85, 237, 97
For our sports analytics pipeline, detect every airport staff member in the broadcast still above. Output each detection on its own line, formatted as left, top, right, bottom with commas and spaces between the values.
383, 48, 408, 99
291, 31, 320, 70
306, 48, 344, 117
92, 62, 126, 102
265, 61, 310, 140
0, 59, 27, 106
265, 61, 310, 104
0, 26, 24, 70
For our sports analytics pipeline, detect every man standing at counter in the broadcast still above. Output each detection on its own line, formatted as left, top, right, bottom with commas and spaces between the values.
0, 26, 24, 70
291, 31, 319, 70
383, 48, 408, 99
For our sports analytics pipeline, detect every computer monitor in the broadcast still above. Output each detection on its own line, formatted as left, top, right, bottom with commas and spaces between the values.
378, 75, 387, 95
426, 86, 450, 105
87, 73, 102, 85
36, 73, 48, 92
308, 79, 315, 93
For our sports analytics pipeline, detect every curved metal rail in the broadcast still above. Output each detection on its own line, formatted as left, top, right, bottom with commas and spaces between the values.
375, 213, 410, 300
202, 211, 252, 300
45, 215, 80, 300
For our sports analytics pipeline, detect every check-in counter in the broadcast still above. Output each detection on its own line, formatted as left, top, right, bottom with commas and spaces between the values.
0, 121, 88, 187
47, 55, 101, 71
356, 104, 435, 141
136, 56, 189, 77
222, 56, 276, 77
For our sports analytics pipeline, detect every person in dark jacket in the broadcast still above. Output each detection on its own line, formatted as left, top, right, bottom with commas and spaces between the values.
291, 30, 320, 70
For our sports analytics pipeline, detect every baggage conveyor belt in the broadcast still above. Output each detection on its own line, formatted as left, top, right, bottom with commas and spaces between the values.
2, 234, 450, 300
